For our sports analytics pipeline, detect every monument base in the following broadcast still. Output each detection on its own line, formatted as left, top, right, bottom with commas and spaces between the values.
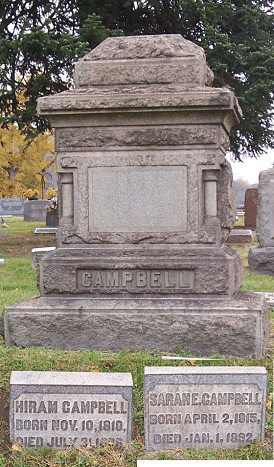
3, 292, 269, 359
248, 246, 274, 275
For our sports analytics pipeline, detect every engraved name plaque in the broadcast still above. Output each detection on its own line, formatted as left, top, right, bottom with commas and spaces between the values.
10, 371, 133, 449
144, 367, 267, 451
77, 269, 195, 294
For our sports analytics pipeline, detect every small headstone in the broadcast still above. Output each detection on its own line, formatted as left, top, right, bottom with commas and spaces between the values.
227, 229, 254, 244
0, 259, 4, 264
144, 366, 267, 452
244, 189, 258, 227
24, 200, 50, 222
46, 211, 59, 227
0, 198, 26, 217
10, 371, 133, 449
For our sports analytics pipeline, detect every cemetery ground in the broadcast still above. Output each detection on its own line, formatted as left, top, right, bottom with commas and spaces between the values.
0, 217, 273, 465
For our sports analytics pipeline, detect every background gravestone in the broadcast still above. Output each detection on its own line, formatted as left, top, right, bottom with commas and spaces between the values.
0, 198, 26, 217
3, 35, 269, 358
24, 200, 50, 221
249, 168, 274, 274
244, 188, 258, 228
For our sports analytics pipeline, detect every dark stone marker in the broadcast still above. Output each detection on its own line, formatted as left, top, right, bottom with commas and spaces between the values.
244, 188, 258, 227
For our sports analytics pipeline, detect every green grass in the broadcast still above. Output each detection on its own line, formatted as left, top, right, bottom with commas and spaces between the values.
0, 218, 273, 463
0, 258, 39, 315
0, 216, 45, 235
234, 215, 244, 227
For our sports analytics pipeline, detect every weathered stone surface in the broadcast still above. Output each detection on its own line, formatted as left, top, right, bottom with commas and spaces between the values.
73, 35, 214, 88
24, 200, 49, 222
248, 246, 274, 276
40, 246, 244, 298
31, 247, 56, 288
34, 228, 57, 234
56, 126, 218, 150
144, 366, 267, 451
256, 168, 274, 247
3, 34, 269, 358
3, 292, 269, 359
10, 371, 133, 449
244, 189, 258, 228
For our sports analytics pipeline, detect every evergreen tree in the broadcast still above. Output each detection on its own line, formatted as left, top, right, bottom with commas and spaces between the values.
1, 1, 274, 160
77, 1, 274, 160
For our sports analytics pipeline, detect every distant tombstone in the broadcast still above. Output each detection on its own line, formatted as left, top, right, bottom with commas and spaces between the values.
10, 371, 133, 449
0, 198, 26, 217
144, 366, 267, 452
244, 189, 258, 227
249, 168, 274, 274
46, 210, 59, 226
24, 200, 49, 221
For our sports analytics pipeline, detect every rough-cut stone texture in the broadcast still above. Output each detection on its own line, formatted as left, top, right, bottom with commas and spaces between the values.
3, 292, 269, 359
3, 34, 269, 357
10, 371, 133, 449
31, 247, 56, 288
248, 247, 274, 276
144, 367, 267, 451
40, 246, 244, 298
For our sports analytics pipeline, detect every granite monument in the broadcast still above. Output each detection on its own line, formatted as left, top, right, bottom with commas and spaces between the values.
3, 35, 269, 357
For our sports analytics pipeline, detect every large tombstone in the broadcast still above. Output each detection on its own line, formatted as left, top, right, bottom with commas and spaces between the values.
249, 168, 274, 274
3, 35, 269, 357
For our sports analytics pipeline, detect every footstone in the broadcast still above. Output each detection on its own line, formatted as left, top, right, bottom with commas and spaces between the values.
3, 292, 269, 358
227, 229, 254, 244
144, 366, 267, 452
0, 259, 4, 264
10, 371, 133, 449
34, 228, 57, 234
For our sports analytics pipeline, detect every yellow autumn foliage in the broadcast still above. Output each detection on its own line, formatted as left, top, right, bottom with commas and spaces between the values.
0, 125, 55, 198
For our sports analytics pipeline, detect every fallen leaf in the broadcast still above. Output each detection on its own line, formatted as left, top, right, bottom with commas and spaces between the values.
186, 359, 196, 366
266, 393, 273, 409
88, 366, 99, 372
12, 444, 22, 452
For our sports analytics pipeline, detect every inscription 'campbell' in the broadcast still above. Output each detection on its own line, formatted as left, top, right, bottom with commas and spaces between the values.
77, 269, 195, 291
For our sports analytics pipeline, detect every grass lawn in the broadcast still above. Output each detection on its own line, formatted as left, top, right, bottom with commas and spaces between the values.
0, 217, 273, 465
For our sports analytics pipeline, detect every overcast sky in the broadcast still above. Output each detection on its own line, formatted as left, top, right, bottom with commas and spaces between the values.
229, 149, 274, 185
